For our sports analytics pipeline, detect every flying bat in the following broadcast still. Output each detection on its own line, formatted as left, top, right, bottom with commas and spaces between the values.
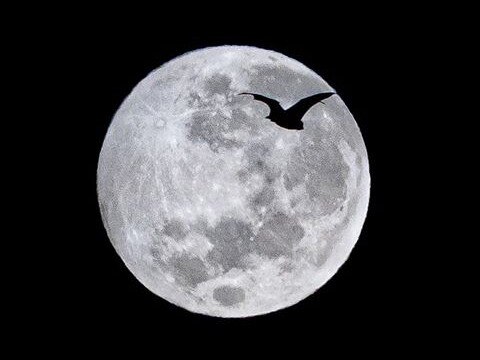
240, 92, 335, 130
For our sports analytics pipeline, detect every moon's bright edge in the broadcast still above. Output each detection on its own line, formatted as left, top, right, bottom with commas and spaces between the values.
97, 46, 370, 317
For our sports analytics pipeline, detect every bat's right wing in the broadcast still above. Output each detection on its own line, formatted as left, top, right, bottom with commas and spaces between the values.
239, 93, 284, 115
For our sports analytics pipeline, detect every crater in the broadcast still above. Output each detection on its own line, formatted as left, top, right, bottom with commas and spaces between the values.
150, 246, 162, 263
213, 285, 245, 307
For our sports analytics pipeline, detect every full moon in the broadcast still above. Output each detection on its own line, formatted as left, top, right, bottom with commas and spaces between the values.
97, 46, 370, 317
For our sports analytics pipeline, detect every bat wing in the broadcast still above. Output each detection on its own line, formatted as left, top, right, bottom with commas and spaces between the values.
286, 92, 336, 117
239, 93, 284, 117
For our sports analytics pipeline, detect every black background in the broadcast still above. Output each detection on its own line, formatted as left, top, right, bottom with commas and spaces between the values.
26, 5, 460, 353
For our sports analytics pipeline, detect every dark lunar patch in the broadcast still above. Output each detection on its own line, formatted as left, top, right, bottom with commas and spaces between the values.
150, 244, 170, 273
286, 130, 349, 214
150, 246, 161, 261
315, 242, 334, 267
169, 253, 209, 288
237, 143, 272, 183
283, 173, 296, 191
253, 159, 267, 173
213, 285, 245, 306
205, 217, 255, 272
320, 96, 367, 158
191, 217, 209, 233
302, 143, 347, 213
204, 74, 232, 96
236, 169, 249, 183
316, 249, 330, 267
264, 173, 275, 184
255, 212, 305, 259
250, 186, 275, 210
245, 142, 269, 161
162, 219, 188, 240
187, 91, 203, 107
231, 108, 253, 128
283, 167, 304, 192
355, 155, 363, 188
187, 112, 242, 152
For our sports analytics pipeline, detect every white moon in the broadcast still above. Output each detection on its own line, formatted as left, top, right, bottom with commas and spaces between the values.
97, 46, 370, 317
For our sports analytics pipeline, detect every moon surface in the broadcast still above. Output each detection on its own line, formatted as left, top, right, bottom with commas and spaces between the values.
97, 46, 370, 317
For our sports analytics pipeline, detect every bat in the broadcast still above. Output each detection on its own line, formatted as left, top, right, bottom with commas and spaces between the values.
240, 92, 335, 130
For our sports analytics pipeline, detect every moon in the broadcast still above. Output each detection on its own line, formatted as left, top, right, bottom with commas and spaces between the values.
97, 46, 370, 317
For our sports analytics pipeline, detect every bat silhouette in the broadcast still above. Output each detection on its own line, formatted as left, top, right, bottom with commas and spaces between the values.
240, 92, 335, 130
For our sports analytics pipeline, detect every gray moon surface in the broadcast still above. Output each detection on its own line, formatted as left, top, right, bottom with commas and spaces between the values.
97, 46, 370, 317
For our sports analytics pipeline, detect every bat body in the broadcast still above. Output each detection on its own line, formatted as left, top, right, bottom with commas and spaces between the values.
240, 92, 335, 130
